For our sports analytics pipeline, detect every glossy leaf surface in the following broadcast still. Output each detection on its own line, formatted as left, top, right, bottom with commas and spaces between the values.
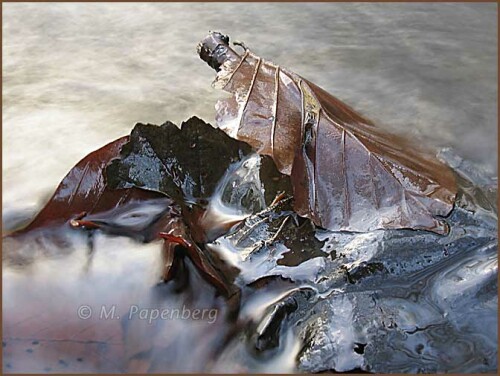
8, 137, 169, 237
198, 32, 457, 234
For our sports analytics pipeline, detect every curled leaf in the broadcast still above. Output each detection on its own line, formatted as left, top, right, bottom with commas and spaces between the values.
5, 120, 247, 297
198, 32, 457, 234
7, 137, 169, 237
3, 137, 186, 284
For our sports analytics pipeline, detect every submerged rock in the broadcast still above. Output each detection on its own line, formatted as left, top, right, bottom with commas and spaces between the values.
207, 148, 497, 373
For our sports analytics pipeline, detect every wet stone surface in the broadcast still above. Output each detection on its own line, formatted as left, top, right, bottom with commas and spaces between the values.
2, 119, 497, 372
206, 150, 497, 373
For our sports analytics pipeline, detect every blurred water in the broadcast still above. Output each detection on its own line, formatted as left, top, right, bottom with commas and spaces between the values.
2, 2, 497, 221
3, 147, 497, 373
2, 2, 498, 374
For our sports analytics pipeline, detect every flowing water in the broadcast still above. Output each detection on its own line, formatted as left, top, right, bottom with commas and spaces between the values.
2, 3, 498, 373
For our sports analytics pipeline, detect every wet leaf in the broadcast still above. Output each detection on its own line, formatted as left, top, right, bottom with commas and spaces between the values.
7, 136, 170, 238
71, 196, 180, 243
198, 32, 457, 234
4, 131, 236, 299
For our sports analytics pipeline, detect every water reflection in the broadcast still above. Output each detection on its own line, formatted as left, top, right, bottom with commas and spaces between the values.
3, 2, 497, 373
3, 148, 497, 373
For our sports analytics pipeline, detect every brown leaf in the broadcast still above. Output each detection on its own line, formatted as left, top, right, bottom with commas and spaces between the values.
8, 136, 168, 236
3, 130, 239, 372
5, 131, 237, 297
198, 32, 457, 234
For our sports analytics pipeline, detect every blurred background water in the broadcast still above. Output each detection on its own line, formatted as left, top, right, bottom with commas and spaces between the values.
2, 2, 497, 224
2, 2, 498, 373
